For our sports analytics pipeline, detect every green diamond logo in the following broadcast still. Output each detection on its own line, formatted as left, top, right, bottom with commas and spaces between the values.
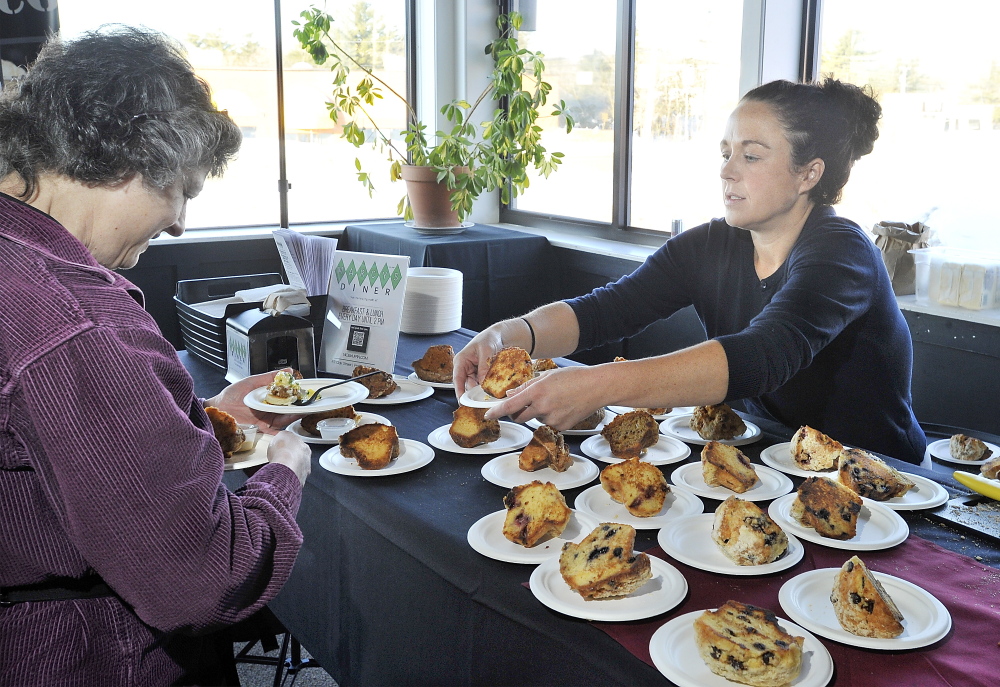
335, 259, 346, 282
357, 261, 369, 285
369, 263, 380, 286
390, 265, 402, 289
379, 264, 391, 287
345, 260, 357, 284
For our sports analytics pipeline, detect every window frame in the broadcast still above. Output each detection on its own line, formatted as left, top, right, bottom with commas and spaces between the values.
497, 0, 816, 246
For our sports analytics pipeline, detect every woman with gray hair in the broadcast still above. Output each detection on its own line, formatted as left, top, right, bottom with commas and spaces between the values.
0, 27, 311, 685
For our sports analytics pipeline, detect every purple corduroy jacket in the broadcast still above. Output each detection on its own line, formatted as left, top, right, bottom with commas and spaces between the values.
0, 192, 303, 686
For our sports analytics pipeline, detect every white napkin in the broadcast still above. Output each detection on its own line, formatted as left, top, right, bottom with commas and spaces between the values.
262, 286, 310, 317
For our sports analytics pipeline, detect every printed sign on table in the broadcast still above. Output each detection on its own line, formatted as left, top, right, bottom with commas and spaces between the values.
319, 250, 409, 376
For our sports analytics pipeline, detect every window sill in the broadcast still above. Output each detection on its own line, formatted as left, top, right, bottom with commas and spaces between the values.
896, 295, 1000, 328
149, 223, 346, 246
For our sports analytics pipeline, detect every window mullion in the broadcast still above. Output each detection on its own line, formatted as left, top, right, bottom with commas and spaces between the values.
610, 0, 636, 232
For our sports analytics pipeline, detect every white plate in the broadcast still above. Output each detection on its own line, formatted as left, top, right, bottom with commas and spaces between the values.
926, 437, 999, 467
480, 452, 599, 490
286, 412, 392, 445
427, 422, 533, 455
466, 509, 600, 564
243, 379, 369, 414
526, 410, 610, 436
649, 610, 834, 687
573, 484, 704, 530
406, 371, 455, 389
670, 462, 794, 501
579, 434, 691, 466
318, 438, 434, 476
779, 568, 952, 650
359, 376, 434, 405
459, 384, 505, 408
759, 442, 839, 478
529, 554, 687, 622
659, 414, 762, 446
830, 470, 950, 511
767, 493, 909, 551
608, 406, 695, 421
656, 513, 805, 575
224, 433, 271, 471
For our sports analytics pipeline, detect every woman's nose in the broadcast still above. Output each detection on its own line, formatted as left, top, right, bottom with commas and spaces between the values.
164, 203, 187, 237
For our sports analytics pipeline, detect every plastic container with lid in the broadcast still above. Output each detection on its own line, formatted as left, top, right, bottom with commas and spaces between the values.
910, 247, 1000, 310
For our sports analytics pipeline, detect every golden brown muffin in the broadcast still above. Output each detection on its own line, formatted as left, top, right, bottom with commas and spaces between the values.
480, 346, 533, 399
789, 425, 843, 471
830, 556, 904, 638
518, 425, 572, 472
694, 601, 804, 687
600, 458, 669, 517
950, 434, 993, 461
702, 442, 759, 493
532, 358, 558, 373
981, 454, 1000, 479
570, 408, 606, 431
837, 448, 914, 501
338, 422, 400, 469
601, 410, 659, 459
299, 405, 360, 437
501, 481, 571, 547
559, 523, 651, 600
412, 344, 454, 383
791, 477, 863, 540
205, 407, 246, 459
353, 365, 398, 399
449, 405, 501, 448
689, 403, 747, 441
712, 496, 788, 566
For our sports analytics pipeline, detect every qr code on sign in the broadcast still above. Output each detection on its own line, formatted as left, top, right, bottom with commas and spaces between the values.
351, 330, 365, 347
346, 325, 370, 353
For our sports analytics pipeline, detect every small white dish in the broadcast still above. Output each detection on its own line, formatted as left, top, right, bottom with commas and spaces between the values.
243, 379, 368, 414
318, 438, 434, 476
926, 437, 999, 467
767, 493, 909, 551
525, 409, 609, 436
529, 554, 687, 622
225, 433, 271, 471
656, 513, 804, 575
607, 406, 695, 421
659, 414, 762, 446
759, 442, 838, 479
480, 452, 599, 490
779, 567, 952, 650
459, 384, 504, 408
573, 484, 704, 530
466, 509, 600, 564
579, 434, 691, 466
407, 371, 455, 389
316, 417, 355, 441
669, 462, 794, 502
649, 610, 834, 687
235, 423, 260, 453
358, 376, 434, 405
427, 422, 533, 455
286, 412, 392, 445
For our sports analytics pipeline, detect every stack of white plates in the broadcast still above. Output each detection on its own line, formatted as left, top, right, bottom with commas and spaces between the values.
400, 267, 463, 334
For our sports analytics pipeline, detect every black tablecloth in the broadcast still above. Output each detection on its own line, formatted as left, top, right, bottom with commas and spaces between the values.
341, 222, 555, 332
185, 332, 999, 686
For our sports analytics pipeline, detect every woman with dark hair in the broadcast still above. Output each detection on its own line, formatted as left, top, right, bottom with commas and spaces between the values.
455, 78, 927, 465
0, 27, 311, 685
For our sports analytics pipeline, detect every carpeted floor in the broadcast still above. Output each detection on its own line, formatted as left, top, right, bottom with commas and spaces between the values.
234, 638, 337, 687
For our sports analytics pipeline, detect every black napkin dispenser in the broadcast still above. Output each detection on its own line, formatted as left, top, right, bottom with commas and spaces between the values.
225, 309, 316, 382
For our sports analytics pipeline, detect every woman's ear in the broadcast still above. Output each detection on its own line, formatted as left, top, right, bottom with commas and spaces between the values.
800, 158, 825, 193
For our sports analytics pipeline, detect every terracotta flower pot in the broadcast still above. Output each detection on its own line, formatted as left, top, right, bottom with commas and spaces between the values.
400, 165, 468, 229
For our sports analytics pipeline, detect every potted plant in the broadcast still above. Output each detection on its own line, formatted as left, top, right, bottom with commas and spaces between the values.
292, 6, 574, 228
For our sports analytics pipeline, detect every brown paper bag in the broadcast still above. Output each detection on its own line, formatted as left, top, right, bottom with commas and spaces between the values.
872, 221, 931, 296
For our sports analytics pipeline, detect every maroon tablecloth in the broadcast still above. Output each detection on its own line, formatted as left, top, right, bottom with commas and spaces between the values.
590, 536, 999, 686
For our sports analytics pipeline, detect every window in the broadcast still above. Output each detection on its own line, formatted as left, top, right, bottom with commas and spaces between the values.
58, 0, 407, 230
505, 0, 745, 235
818, 0, 1000, 252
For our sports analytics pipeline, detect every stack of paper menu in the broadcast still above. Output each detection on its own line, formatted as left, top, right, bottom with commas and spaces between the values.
272, 229, 339, 296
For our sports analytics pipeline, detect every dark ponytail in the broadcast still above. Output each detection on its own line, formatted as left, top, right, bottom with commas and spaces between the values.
742, 78, 881, 205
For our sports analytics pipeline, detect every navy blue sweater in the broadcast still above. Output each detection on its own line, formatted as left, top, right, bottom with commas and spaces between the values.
567, 206, 926, 464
